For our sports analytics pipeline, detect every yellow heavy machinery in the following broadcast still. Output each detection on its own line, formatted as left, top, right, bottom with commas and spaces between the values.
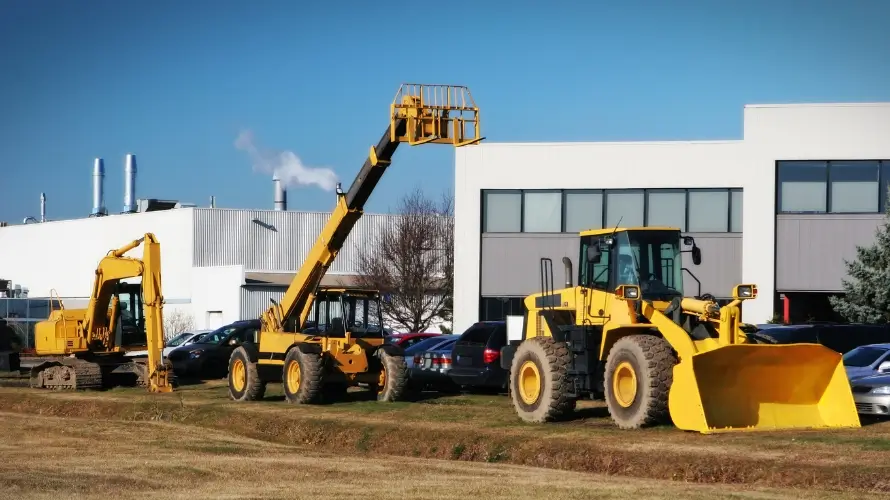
28, 233, 172, 392
226, 84, 482, 404
502, 226, 860, 433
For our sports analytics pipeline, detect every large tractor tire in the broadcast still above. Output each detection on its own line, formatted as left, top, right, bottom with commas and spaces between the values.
227, 347, 266, 402
603, 334, 676, 429
509, 337, 576, 423
282, 347, 324, 404
372, 349, 408, 402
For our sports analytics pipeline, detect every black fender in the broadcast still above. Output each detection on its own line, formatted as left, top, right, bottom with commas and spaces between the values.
500, 344, 518, 371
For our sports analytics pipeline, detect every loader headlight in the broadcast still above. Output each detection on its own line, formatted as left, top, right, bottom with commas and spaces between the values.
733, 284, 758, 300
616, 285, 640, 301
871, 386, 890, 395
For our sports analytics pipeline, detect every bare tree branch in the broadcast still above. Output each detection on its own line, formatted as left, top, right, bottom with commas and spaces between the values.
163, 309, 195, 341
355, 187, 454, 333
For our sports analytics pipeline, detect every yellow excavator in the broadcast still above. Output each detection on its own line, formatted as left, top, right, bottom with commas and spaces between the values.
28, 233, 172, 392
501, 226, 860, 433
226, 83, 482, 404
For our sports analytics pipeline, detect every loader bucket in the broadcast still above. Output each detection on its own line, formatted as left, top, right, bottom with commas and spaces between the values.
667, 343, 861, 434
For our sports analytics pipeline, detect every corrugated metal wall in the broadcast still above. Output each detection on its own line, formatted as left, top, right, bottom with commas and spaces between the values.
193, 208, 396, 273
240, 286, 285, 319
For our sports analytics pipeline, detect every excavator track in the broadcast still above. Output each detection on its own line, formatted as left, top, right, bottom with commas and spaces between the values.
30, 358, 104, 390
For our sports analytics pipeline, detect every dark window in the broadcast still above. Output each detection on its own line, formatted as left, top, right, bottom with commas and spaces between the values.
480, 297, 525, 321
486, 325, 507, 348
778, 161, 828, 213
458, 325, 495, 345
829, 161, 880, 213
842, 346, 890, 367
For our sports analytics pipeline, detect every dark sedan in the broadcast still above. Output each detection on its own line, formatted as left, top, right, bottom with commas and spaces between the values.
448, 321, 508, 393
167, 319, 260, 379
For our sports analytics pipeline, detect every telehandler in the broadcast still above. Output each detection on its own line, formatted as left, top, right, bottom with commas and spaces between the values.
501, 226, 861, 433
28, 233, 172, 392
226, 83, 482, 404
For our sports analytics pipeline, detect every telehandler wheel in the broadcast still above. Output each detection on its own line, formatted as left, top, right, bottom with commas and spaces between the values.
227, 347, 266, 402
282, 347, 323, 404
603, 334, 677, 429
373, 350, 408, 402
509, 337, 576, 423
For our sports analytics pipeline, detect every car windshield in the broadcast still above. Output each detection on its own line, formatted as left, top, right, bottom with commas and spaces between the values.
166, 332, 193, 347
195, 326, 239, 345
843, 346, 890, 367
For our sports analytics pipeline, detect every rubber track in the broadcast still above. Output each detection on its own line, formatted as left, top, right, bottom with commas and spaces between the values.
534, 336, 576, 421
32, 359, 103, 390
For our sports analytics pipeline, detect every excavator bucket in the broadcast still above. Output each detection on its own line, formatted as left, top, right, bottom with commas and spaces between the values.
667, 343, 861, 434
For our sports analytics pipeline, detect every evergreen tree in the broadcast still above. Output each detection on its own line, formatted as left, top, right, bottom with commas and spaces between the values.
829, 191, 890, 323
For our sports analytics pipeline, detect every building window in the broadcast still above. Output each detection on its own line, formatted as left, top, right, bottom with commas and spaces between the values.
564, 191, 603, 233
523, 191, 562, 232
483, 191, 521, 232
480, 296, 526, 321
605, 191, 644, 227
829, 161, 879, 213
646, 191, 686, 231
730, 189, 743, 232
777, 161, 828, 213
688, 190, 729, 232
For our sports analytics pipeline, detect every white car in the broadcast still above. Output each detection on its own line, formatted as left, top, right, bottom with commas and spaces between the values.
125, 329, 213, 358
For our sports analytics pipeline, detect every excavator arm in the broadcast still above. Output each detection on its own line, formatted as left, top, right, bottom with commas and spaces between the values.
263, 84, 482, 333
81, 233, 171, 392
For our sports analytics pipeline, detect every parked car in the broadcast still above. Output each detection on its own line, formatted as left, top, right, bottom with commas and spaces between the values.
406, 334, 460, 392
448, 321, 508, 392
385, 332, 440, 350
166, 319, 260, 378
849, 373, 890, 416
125, 329, 212, 359
843, 344, 890, 381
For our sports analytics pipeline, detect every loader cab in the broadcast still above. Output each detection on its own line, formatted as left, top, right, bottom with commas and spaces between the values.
303, 288, 386, 339
579, 228, 700, 302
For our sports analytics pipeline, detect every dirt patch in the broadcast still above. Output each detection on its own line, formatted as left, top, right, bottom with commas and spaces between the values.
2, 389, 889, 494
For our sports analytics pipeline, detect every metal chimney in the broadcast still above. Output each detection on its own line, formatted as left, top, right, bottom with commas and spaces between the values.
123, 153, 137, 213
91, 158, 107, 216
210, 195, 216, 208
40, 193, 46, 222
273, 175, 287, 211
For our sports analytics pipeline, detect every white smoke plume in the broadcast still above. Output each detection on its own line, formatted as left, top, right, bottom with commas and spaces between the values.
235, 129, 339, 192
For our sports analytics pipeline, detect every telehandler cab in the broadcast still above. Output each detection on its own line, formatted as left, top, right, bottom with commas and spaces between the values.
226, 84, 482, 404
501, 226, 861, 433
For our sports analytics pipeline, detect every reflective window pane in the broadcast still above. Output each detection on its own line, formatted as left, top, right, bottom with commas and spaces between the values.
688, 191, 728, 232
484, 192, 521, 232
730, 190, 743, 233
647, 192, 686, 231
565, 192, 603, 232
523, 191, 562, 232
605, 192, 644, 228
830, 161, 879, 213
778, 161, 827, 213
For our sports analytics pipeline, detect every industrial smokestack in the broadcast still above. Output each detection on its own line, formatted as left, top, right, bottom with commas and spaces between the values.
123, 153, 137, 213
40, 193, 46, 223
91, 158, 107, 216
210, 195, 216, 208
273, 175, 287, 211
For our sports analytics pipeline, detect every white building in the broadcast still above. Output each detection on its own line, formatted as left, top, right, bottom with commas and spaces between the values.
453, 102, 890, 333
0, 154, 449, 341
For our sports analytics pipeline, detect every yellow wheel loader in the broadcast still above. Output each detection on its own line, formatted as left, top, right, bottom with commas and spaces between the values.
27, 233, 172, 392
226, 84, 483, 404
501, 227, 860, 433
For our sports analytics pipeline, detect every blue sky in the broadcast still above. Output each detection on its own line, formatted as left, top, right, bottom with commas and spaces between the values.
2, 0, 889, 223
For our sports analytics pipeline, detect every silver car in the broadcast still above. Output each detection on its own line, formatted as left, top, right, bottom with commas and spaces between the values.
850, 374, 890, 416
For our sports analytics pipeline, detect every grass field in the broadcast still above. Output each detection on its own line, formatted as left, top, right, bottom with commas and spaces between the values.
1, 380, 889, 499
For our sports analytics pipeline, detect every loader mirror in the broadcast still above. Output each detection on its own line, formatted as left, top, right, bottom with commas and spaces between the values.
691, 245, 702, 266
586, 245, 602, 264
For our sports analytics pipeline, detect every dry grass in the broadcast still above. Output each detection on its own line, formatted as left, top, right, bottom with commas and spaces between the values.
1, 381, 890, 496
0, 411, 861, 500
